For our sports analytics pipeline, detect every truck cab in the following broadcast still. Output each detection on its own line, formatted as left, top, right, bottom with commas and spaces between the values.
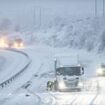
55, 65, 84, 91
47, 57, 84, 92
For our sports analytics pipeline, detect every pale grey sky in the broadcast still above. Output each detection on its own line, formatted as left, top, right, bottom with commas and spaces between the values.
0, 0, 104, 30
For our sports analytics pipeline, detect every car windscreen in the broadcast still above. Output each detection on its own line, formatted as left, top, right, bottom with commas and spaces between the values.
56, 67, 81, 76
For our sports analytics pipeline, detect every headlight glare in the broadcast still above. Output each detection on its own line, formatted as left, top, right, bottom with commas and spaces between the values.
58, 81, 66, 89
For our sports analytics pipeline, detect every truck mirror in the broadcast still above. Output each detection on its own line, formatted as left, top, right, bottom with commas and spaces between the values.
54, 59, 57, 70
82, 67, 84, 74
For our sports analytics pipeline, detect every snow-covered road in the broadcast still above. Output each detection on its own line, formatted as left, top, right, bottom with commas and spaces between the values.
1, 45, 105, 105
0, 49, 29, 84
23, 46, 105, 105
0, 49, 31, 102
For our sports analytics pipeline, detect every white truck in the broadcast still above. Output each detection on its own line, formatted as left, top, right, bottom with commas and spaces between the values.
47, 57, 84, 92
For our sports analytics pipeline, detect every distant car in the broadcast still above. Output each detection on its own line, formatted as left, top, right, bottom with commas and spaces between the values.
13, 38, 24, 48
96, 64, 105, 76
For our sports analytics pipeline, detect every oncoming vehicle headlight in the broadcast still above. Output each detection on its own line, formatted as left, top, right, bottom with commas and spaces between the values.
58, 81, 66, 89
20, 43, 24, 47
96, 68, 103, 75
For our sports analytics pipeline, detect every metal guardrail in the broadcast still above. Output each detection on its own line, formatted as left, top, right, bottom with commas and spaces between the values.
0, 48, 31, 88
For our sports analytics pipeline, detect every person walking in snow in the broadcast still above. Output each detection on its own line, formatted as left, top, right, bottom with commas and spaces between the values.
47, 81, 53, 91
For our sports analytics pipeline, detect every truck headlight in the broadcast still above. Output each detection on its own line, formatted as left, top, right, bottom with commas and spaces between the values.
78, 82, 83, 87
96, 68, 103, 75
58, 81, 66, 89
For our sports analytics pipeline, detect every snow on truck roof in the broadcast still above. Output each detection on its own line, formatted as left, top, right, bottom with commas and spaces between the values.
54, 54, 79, 66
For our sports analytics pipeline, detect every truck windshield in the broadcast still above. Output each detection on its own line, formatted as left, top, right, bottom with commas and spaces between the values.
56, 67, 81, 76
